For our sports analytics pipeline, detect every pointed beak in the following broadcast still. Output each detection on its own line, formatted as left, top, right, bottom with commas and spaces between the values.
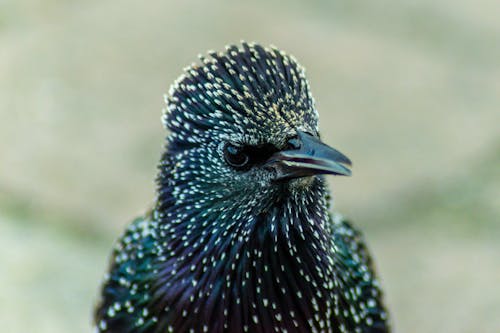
265, 131, 352, 181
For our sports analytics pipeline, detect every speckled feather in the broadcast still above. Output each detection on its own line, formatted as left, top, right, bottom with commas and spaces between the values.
94, 42, 390, 333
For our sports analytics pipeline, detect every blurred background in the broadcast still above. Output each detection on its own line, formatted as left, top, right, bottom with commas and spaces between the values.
1, 0, 499, 332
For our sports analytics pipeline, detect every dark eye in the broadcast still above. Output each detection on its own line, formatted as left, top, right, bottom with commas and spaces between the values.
224, 144, 249, 169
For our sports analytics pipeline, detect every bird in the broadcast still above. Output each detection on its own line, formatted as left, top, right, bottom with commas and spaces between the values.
94, 42, 390, 333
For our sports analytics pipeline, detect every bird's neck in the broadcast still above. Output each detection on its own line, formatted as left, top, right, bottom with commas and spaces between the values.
152, 177, 337, 331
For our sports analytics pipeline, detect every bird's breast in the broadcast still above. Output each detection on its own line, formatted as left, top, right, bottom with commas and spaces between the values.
151, 200, 336, 333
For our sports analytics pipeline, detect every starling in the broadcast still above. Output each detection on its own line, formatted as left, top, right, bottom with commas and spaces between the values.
94, 42, 390, 333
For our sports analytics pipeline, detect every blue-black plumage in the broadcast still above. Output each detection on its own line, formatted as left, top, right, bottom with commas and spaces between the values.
94, 42, 390, 333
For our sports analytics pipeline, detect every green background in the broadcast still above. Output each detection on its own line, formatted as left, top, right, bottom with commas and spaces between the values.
1, 1, 499, 332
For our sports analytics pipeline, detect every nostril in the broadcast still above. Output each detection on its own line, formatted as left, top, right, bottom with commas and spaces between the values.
286, 136, 301, 150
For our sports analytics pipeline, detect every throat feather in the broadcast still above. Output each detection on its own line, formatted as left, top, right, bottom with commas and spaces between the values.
152, 181, 336, 332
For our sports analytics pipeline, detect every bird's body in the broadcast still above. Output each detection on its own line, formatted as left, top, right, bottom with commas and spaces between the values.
95, 43, 390, 333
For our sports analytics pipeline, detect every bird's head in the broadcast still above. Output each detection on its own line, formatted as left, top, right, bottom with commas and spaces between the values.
158, 42, 351, 215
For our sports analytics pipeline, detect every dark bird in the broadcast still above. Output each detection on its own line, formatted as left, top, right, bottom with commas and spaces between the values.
94, 42, 390, 333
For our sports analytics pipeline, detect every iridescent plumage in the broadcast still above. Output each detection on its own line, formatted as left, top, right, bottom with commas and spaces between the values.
94, 42, 390, 333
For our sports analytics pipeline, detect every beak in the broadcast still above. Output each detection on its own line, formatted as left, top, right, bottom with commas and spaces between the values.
265, 131, 352, 181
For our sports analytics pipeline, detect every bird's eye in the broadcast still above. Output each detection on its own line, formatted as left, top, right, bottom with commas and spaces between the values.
224, 144, 249, 169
